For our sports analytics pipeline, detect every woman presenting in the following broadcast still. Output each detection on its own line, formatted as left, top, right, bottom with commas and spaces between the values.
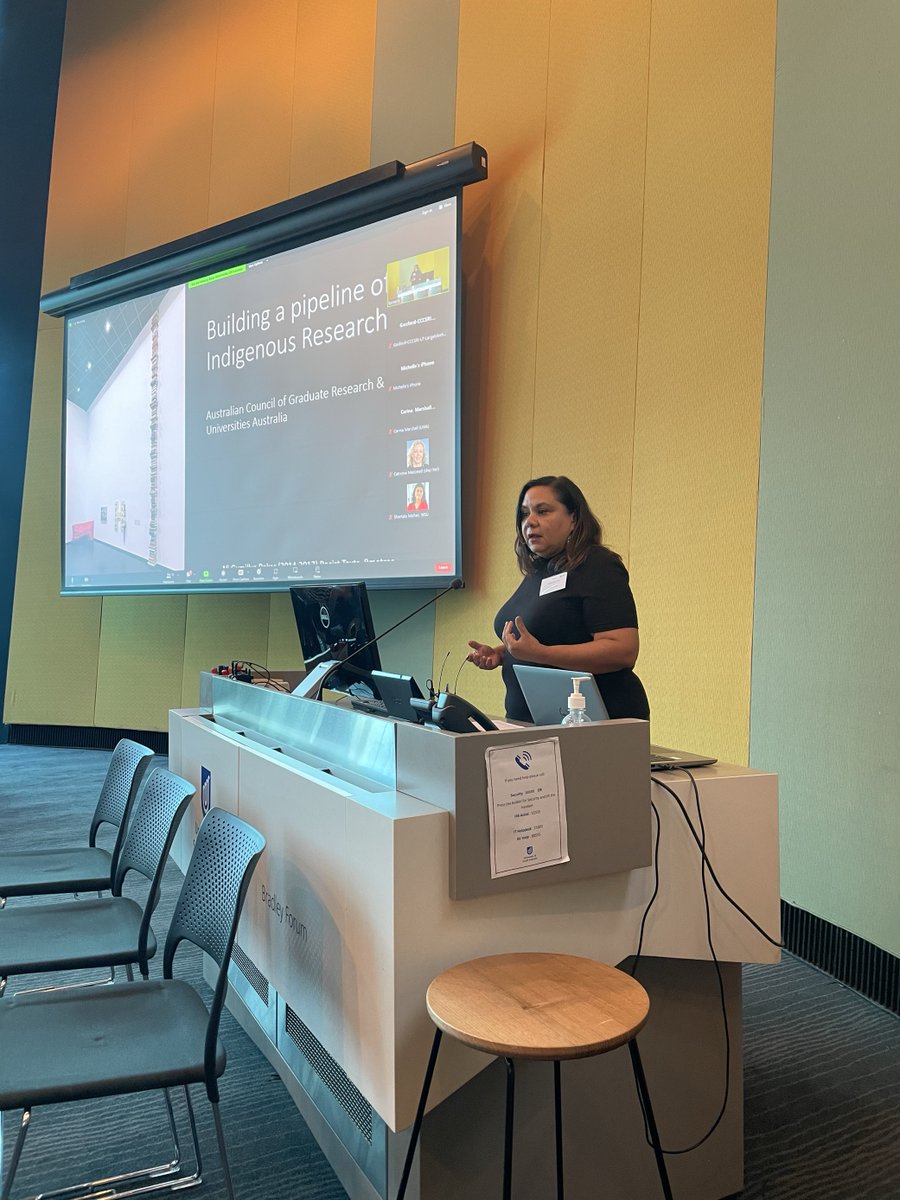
468, 475, 650, 722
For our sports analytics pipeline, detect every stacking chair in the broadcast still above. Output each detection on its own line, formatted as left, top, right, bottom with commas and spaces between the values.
0, 807, 265, 1200
0, 768, 195, 998
0, 738, 154, 905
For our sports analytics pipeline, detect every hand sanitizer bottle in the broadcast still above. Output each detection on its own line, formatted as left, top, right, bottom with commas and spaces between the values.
561, 676, 592, 725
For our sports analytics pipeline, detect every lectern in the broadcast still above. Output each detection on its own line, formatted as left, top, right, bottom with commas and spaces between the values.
168, 674, 779, 1200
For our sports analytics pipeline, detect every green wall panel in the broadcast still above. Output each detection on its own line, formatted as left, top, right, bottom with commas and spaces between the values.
752, 0, 900, 956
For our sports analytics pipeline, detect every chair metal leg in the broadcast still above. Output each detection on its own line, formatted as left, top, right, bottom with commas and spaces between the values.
12, 965, 118, 999
158, 1086, 186, 1177
1, 1109, 30, 1200
503, 1058, 515, 1200
179, 1083, 204, 1188
628, 1041, 674, 1200
3, 1090, 202, 1200
211, 1101, 236, 1200
553, 1060, 564, 1200
396, 1027, 442, 1200
72, 1088, 203, 1197
87, 1087, 186, 1188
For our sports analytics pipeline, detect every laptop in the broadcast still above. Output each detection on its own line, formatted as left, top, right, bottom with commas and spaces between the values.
512, 664, 717, 772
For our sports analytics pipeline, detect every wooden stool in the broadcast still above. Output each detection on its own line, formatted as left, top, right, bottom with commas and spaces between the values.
397, 952, 673, 1200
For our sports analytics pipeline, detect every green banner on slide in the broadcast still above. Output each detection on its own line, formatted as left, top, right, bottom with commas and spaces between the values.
188, 264, 247, 288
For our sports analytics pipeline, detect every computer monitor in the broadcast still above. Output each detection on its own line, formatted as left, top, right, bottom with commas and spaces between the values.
290, 583, 381, 698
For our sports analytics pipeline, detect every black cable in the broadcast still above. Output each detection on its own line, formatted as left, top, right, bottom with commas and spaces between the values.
628, 799, 662, 977
235, 661, 291, 693
636, 765, 783, 1155
651, 772, 782, 948
669, 779, 730, 1152
634, 772, 731, 1155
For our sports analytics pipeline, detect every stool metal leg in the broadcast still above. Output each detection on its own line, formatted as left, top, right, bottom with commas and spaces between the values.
396, 1028, 442, 1200
503, 1058, 516, 1200
554, 1060, 564, 1199
628, 1041, 674, 1200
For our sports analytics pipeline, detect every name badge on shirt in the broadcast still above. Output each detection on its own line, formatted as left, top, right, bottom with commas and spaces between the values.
540, 572, 567, 596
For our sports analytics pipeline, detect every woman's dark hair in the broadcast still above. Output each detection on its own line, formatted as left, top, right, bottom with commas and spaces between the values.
514, 475, 615, 575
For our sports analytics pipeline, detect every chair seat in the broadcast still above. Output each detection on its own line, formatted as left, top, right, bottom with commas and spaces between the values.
0, 846, 113, 898
0, 979, 225, 1111
426, 952, 651, 1060
0, 896, 155, 975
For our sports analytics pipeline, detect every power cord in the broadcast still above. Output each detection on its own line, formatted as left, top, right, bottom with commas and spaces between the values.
652, 771, 782, 948
629, 799, 662, 971
630, 767, 781, 1156
230, 661, 291, 693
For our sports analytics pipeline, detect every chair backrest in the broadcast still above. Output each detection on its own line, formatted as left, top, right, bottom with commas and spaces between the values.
164, 807, 265, 1097
88, 739, 155, 878
112, 768, 196, 975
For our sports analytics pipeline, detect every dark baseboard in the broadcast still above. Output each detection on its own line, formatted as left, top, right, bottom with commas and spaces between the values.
5, 723, 168, 755
781, 900, 900, 1015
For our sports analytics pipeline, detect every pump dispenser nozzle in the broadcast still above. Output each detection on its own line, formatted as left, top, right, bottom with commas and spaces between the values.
561, 676, 592, 725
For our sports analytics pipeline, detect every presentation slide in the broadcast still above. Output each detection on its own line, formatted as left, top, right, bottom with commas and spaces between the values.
62, 197, 460, 593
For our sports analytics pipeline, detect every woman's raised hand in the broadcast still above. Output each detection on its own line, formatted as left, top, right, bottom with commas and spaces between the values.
501, 617, 543, 662
467, 640, 503, 670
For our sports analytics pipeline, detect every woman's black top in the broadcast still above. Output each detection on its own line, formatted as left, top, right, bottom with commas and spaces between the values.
493, 545, 650, 722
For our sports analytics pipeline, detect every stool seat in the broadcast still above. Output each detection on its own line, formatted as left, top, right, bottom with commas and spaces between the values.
426, 952, 650, 1060
398, 951, 674, 1199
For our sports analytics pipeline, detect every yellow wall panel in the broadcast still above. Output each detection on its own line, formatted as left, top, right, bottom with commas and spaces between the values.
5, 328, 101, 727
123, 0, 219, 254
40, 1, 139, 298
291, 0, 378, 193
9, 1, 776, 748
440, 0, 774, 740
266, 591, 303, 675
436, 0, 553, 717
8, 1, 385, 734
629, 0, 776, 761
94, 597, 187, 730
370, 0, 458, 166
533, 0, 651, 555
208, 0, 300, 224
181, 594, 275, 707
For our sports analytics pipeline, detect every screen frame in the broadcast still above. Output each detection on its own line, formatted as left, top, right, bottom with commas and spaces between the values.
50, 144, 487, 597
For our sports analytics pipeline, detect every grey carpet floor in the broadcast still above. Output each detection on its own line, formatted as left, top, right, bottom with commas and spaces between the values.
1, 744, 899, 1199
741, 956, 900, 1199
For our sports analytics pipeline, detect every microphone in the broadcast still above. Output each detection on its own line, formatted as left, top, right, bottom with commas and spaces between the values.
293, 579, 463, 700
